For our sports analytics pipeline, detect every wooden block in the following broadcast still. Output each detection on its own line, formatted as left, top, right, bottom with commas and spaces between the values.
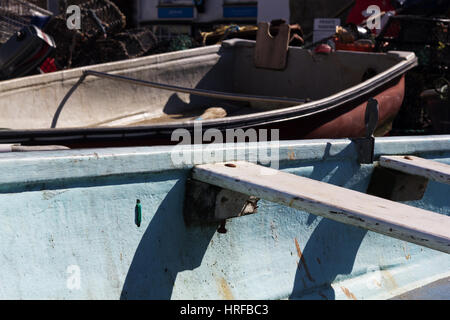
367, 166, 429, 201
192, 161, 450, 254
254, 22, 290, 70
183, 179, 259, 226
380, 156, 450, 185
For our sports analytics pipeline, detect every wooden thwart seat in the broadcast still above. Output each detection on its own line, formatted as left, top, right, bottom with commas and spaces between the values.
380, 155, 450, 185
192, 161, 450, 254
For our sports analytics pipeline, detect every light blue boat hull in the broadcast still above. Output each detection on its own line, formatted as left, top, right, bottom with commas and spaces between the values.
0, 136, 449, 299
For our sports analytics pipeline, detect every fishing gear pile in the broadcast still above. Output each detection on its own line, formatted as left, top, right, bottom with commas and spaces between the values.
0, 0, 52, 43
41, 0, 199, 68
376, 15, 450, 134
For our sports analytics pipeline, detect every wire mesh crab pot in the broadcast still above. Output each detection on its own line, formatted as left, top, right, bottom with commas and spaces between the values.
43, 0, 126, 68
47, 0, 126, 38
0, 0, 51, 43
95, 28, 158, 61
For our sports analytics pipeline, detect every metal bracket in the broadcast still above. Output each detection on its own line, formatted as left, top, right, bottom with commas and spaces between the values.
352, 98, 379, 164
183, 179, 259, 226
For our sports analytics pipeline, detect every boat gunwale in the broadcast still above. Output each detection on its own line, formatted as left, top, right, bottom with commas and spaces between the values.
0, 43, 223, 92
0, 135, 449, 186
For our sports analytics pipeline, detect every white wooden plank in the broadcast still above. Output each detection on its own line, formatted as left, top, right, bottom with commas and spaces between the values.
192, 161, 450, 254
0, 144, 13, 153
380, 156, 450, 185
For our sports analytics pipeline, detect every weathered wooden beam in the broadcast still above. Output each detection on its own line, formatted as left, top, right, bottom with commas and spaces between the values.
192, 161, 450, 254
380, 156, 450, 185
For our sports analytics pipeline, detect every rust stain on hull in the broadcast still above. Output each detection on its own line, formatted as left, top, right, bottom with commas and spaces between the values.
288, 150, 296, 160
373, 279, 382, 288
403, 243, 411, 260
318, 292, 328, 300
340, 286, 357, 300
217, 277, 234, 300
382, 270, 399, 291
294, 238, 315, 283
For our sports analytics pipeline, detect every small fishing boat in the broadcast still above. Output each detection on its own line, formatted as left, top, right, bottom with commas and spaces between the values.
0, 135, 449, 299
0, 38, 417, 148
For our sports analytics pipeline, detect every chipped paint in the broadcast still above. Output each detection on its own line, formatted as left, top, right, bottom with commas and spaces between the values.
382, 270, 399, 291
42, 190, 68, 200
270, 221, 278, 241
340, 287, 357, 300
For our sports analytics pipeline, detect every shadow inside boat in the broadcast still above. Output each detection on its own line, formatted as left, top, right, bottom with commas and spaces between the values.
287, 143, 368, 300
289, 219, 367, 300
120, 180, 217, 300
158, 45, 244, 122
158, 44, 273, 124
